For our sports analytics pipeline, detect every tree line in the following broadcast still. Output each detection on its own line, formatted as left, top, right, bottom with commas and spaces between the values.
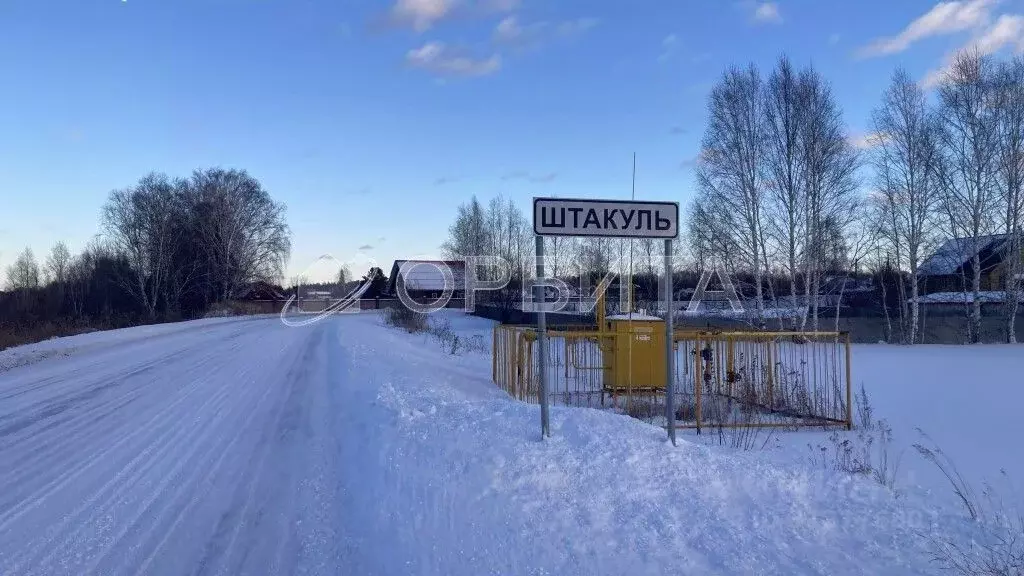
2, 168, 291, 342
692, 50, 1023, 343
443, 50, 1024, 344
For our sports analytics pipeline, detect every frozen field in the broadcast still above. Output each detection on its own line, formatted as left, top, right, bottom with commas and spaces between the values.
0, 310, 1019, 575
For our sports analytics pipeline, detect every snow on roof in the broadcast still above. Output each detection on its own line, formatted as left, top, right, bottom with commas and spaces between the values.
917, 234, 1009, 276
393, 259, 466, 292
909, 290, 1023, 304
606, 313, 664, 321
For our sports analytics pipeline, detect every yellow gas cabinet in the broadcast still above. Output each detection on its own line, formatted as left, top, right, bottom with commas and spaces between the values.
602, 314, 667, 391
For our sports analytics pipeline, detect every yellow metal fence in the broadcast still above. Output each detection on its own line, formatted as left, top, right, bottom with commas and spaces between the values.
492, 325, 853, 431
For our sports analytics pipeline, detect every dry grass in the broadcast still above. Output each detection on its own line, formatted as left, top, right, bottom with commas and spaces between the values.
807, 384, 902, 491
423, 318, 488, 355
675, 398, 698, 422
624, 399, 662, 421
914, 432, 1024, 576
204, 300, 275, 317
0, 321, 102, 352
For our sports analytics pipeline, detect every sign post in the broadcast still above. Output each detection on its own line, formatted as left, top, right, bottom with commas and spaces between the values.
532, 197, 679, 443
535, 235, 550, 438
664, 239, 676, 446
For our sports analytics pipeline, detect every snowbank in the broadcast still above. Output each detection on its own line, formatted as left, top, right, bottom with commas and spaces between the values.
339, 311, 979, 575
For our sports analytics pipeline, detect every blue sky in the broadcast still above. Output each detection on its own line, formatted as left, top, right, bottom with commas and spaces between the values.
2, 0, 1024, 283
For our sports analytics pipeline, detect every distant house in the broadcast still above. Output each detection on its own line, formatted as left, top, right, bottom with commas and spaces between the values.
917, 234, 1023, 294
387, 259, 466, 300
911, 234, 1024, 314
235, 281, 285, 301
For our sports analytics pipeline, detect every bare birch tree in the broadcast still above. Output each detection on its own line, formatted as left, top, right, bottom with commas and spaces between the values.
485, 195, 531, 310
442, 195, 490, 259
5, 247, 41, 291
762, 55, 806, 325
870, 68, 941, 344
933, 50, 1001, 343
798, 66, 861, 331
686, 193, 738, 275
993, 56, 1024, 342
695, 63, 767, 322
44, 242, 72, 286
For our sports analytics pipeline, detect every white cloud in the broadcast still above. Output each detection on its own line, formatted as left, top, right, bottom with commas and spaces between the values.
494, 15, 549, 44
494, 15, 522, 42
857, 0, 996, 58
389, 0, 457, 32
921, 13, 1024, 87
659, 34, 678, 62
494, 16, 596, 47
972, 12, 1024, 52
828, 33, 841, 46
386, 0, 518, 31
406, 42, 501, 77
753, 2, 783, 24
556, 17, 599, 37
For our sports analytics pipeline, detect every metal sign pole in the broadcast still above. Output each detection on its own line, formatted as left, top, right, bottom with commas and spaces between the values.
535, 235, 551, 438
664, 238, 676, 446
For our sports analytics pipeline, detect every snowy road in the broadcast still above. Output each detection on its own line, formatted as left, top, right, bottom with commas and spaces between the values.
0, 317, 348, 575
0, 313, 981, 575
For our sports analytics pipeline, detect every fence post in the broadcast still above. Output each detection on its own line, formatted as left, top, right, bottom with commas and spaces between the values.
695, 335, 703, 434
845, 332, 853, 430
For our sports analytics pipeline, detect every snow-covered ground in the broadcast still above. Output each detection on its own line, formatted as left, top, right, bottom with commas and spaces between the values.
0, 310, 1017, 575
847, 343, 1024, 500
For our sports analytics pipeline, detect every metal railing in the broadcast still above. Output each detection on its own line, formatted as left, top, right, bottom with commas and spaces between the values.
493, 325, 853, 432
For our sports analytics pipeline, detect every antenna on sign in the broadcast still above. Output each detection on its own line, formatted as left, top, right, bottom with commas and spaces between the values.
627, 152, 636, 315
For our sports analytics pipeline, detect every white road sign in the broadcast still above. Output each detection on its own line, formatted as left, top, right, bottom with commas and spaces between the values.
533, 197, 679, 239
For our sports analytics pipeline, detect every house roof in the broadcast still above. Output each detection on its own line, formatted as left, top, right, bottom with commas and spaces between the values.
917, 234, 1009, 276
235, 281, 286, 300
388, 259, 467, 293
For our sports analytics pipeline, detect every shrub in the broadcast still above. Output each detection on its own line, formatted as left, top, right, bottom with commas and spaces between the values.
385, 306, 429, 333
